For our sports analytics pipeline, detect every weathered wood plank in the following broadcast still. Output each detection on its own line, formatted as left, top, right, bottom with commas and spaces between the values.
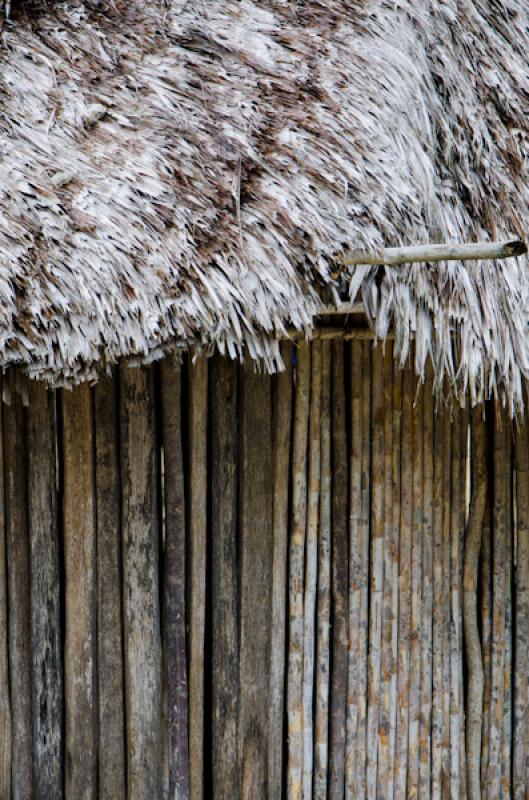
239, 366, 273, 800
62, 384, 97, 799
120, 366, 162, 800
329, 341, 349, 800
94, 374, 126, 800
315, 342, 331, 800
188, 354, 209, 800
269, 343, 292, 800
211, 356, 240, 800
4, 387, 32, 800
514, 419, 529, 799
27, 383, 63, 799
161, 358, 190, 800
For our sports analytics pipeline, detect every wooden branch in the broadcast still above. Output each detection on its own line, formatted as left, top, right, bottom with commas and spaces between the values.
339, 238, 527, 267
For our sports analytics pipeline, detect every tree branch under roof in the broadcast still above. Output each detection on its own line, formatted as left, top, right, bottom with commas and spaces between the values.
339, 238, 527, 268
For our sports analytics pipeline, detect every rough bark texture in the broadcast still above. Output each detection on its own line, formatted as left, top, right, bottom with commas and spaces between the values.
94, 375, 126, 800
120, 366, 162, 800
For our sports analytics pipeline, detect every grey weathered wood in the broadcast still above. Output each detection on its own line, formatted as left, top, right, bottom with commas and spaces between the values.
120, 366, 162, 800
161, 357, 190, 800
340, 238, 526, 267
4, 387, 32, 800
94, 374, 126, 800
0, 389, 10, 800
62, 385, 97, 800
329, 341, 349, 800
269, 343, 292, 800
188, 354, 208, 800
27, 383, 63, 799
239, 365, 273, 800
211, 356, 240, 800
514, 420, 529, 799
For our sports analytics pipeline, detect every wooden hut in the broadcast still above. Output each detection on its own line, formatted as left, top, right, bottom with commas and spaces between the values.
0, 1, 528, 798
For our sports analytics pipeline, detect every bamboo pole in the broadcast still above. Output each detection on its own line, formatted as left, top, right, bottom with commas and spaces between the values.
314, 342, 331, 799
514, 418, 529, 799
27, 383, 63, 799
239, 367, 273, 800
431, 397, 444, 800
480, 497, 492, 798
366, 343, 385, 800
269, 343, 293, 800
0, 389, 10, 800
329, 341, 349, 800
419, 364, 434, 800
449, 405, 462, 800
120, 366, 163, 800
287, 342, 310, 800
459, 401, 469, 800
408, 369, 423, 798
210, 356, 240, 800
394, 361, 412, 800
188, 354, 208, 800
302, 342, 322, 799
377, 344, 394, 799
441, 402, 452, 795
339, 238, 526, 267
345, 341, 362, 800
94, 374, 126, 800
63, 385, 97, 800
161, 357, 190, 800
501, 422, 513, 799
389, 349, 402, 800
355, 341, 372, 799
463, 407, 487, 799
487, 405, 506, 799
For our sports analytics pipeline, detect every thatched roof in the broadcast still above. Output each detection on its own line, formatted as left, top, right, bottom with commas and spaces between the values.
0, 0, 528, 407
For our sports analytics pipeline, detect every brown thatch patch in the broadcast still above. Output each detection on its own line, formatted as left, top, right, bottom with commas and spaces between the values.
0, 0, 527, 408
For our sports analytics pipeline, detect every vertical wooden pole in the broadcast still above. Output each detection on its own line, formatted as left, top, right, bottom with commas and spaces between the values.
514, 418, 529, 799
389, 350, 402, 800
480, 497, 492, 797
239, 366, 273, 800
441, 403, 451, 796
188, 354, 208, 800
120, 366, 162, 800
302, 342, 321, 799
378, 344, 394, 799
407, 369, 423, 798
287, 342, 310, 800
27, 383, 63, 799
487, 404, 506, 800
94, 374, 126, 800
345, 340, 362, 800
394, 362, 412, 799
161, 357, 190, 800
501, 422, 513, 799
459, 401, 469, 800
463, 407, 487, 800
450, 406, 462, 800
269, 343, 293, 800
315, 342, 331, 799
0, 390, 10, 800
329, 341, 349, 800
63, 384, 97, 799
419, 364, 434, 800
211, 356, 240, 800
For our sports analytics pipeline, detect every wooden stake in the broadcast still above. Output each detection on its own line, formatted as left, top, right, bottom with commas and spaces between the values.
0, 389, 10, 800
480, 496, 492, 798
394, 361, 413, 799
441, 404, 451, 796
315, 342, 331, 799
120, 366, 162, 800
63, 385, 97, 799
514, 419, 529, 799
269, 343, 293, 799
302, 342, 322, 799
463, 407, 487, 800
329, 341, 349, 800
94, 374, 126, 800
211, 356, 240, 800
431, 397, 444, 800
450, 406, 462, 800
501, 422, 513, 799
389, 349, 402, 800
287, 342, 310, 800
161, 357, 190, 800
419, 363, 434, 800
27, 383, 63, 799
345, 341, 362, 800
188, 354, 208, 800
239, 367, 273, 800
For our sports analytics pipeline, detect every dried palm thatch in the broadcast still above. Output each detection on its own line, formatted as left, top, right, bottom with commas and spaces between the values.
0, 0, 528, 407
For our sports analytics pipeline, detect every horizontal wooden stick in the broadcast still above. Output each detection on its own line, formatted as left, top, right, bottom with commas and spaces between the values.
340, 239, 526, 267
286, 327, 388, 341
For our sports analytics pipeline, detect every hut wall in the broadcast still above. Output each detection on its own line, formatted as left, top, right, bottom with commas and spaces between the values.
0, 344, 522, 798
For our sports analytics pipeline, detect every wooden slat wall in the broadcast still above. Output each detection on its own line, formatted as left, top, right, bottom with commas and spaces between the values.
0, 346, 526, 798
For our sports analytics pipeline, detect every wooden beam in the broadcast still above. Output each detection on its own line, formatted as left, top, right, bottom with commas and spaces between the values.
0, 387, 11, 800
339, 238, 526, 267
